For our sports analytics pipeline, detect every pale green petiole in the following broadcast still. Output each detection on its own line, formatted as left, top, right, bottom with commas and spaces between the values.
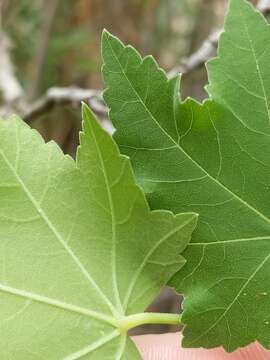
118, 312, 181, 332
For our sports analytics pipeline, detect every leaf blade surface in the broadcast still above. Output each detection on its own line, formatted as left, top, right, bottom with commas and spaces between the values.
0, 108, 196, 358
102, 0, 270, 350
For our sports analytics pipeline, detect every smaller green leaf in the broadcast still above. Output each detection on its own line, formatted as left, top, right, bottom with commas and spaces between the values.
0, 106, 197, 359
207, 0, 270, 134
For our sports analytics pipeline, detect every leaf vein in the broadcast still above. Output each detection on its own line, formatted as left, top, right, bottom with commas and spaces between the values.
0, 149, 117, 316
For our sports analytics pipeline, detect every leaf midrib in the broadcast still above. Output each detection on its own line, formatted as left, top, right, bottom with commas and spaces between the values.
0, 283, 116, 326
188, 236, 270, 246
86, 118, 123, 315
105, 34, 270, 228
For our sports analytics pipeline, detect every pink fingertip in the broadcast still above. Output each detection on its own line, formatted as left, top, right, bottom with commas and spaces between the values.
133, 332, 270, 360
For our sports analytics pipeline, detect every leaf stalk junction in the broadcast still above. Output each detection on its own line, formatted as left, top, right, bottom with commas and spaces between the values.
118, 312, 181, 333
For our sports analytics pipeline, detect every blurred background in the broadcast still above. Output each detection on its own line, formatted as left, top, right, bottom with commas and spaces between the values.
0, 0, 268, 334
0, 0, 232, 153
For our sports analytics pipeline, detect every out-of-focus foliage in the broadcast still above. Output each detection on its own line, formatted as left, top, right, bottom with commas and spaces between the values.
0, 0, 228, 198
2, 0, 226, 98
3, 0, 41, 86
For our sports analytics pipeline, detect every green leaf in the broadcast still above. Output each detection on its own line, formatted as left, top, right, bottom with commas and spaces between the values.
102, 0, 270, 351
207, 0, 270, 135
0, 106, 197, 359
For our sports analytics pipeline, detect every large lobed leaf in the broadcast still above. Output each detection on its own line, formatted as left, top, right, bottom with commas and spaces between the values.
102, 0, 270, 352
0, 106, 197, 359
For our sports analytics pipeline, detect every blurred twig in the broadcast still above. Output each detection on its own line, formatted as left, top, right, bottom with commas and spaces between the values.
0, 32, 25, 104
168, 0, 270, 78
257, 0, 270, 11
23, 87, 104, 122
27, 0, 60, 100
22, 86, 113, 133
0, 4, 26, 113
168, 29, 221, 78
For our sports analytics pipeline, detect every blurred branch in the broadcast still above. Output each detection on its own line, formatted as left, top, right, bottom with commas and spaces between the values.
0, 4, 26, 114
23, 86, 106, 123
0, 33, 25, 105
168, 29, 221, 78
257, 0, 270, 11
22, 86, 113, 133
168, 0, 270, 78
27, 0, 60, 100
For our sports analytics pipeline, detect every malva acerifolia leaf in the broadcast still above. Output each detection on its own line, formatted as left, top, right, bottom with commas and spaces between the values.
0, 106, 196, 359
102, 0, 270, 352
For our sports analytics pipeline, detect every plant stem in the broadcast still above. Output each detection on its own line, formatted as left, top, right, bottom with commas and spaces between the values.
118, 312, 181, 332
